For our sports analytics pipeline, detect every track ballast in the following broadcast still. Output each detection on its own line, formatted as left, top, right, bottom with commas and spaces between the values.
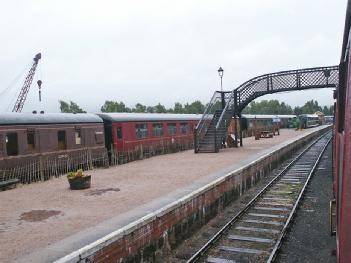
187, 131, 332, 263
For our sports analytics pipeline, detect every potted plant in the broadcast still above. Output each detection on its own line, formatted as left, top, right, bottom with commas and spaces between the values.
67, 169, 91, 190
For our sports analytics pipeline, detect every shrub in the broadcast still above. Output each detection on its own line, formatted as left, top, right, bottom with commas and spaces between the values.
67, 169, 85, 179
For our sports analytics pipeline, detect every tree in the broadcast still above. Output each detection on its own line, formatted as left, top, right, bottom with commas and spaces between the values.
101, 101, 131, 112
173, 102, 184, 113
153, 103, 167, 113
146, 106, 155, 113
322, 105, 334, 115
133, 103, 146, 113
242, 100, 293, 115
183, 100, 205, 114
300, 100, 322, 114
59, 100, 70, 113
59, 100, 86, 113
294, 106, 303, 115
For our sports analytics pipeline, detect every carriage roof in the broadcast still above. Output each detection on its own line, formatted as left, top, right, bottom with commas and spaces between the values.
97, 113, 202, 122
0, 113, 103, 125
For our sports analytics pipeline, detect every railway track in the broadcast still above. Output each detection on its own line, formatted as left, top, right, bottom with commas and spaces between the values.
186, 131, 332, 263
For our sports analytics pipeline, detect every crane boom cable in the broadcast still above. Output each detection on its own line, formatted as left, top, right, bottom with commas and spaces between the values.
0, 62, 31, 97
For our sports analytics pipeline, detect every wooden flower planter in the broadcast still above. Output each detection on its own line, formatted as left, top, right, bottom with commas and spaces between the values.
68, 175, 91, 190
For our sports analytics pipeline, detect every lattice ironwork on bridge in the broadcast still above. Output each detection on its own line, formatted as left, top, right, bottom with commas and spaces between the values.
235, 66, 339, 112
194, 65, 339, 153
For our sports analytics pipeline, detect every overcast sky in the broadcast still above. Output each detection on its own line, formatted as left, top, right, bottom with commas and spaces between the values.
0, 0, 347, 113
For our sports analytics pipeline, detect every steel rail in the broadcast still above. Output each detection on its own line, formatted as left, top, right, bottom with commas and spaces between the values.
186, 131, 331, 263
266, 134, 332, 262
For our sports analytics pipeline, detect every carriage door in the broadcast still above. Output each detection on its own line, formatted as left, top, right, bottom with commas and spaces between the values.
115, 125, 123, 151
103, 121, 113, 162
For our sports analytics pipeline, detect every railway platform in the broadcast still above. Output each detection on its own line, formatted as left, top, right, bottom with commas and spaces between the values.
0, 126, 330, 263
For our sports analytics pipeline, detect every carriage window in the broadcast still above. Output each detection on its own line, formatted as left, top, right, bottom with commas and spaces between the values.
180, 123, 189, 134
152, 123, 163, 136
58, 131, 67, 150
136, 124, 148, 139
6, 133, 18, 156
75, 130, 81, 145
116, 127, 123, 139
168, 123, 177, 135
95, 132, 104, 144
27, 131, 35, 150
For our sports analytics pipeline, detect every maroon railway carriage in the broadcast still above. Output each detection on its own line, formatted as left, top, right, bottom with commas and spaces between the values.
0, 113, 106, 183
97, 113, 201, 157
333, 1, 351, 262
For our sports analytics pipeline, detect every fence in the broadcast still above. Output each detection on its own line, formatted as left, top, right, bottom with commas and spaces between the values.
0, 147, 109, 184
109, 139, 194, 166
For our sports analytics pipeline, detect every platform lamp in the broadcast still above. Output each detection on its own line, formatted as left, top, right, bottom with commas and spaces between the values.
218, 67, 224, 92
218, 67, 225, 109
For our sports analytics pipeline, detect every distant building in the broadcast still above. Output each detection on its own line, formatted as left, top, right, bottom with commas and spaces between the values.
314, 111, 325, 124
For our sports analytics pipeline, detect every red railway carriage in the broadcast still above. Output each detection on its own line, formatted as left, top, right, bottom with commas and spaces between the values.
97, 113, 202, 154
333, 1, 351, 262
0, 113, 106, 183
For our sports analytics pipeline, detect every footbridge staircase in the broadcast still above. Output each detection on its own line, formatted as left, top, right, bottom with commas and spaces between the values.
194, 66, 339, 153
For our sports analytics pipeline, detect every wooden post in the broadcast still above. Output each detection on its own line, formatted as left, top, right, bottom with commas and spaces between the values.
239, 112, 243, 147
39, 155, 44, 181
88, 148, 93, 170
233, 90, 238, 147
254, 116, 257, 138
140, 144, 143, 159
234, 114, 238, 147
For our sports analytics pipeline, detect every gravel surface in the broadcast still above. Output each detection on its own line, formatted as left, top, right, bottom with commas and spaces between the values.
0, 128, 315, 262
276, 142, 336, 263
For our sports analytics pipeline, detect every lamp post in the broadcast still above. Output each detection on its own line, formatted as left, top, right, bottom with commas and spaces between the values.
218, 67, 224, 92
218, 67, 225, 109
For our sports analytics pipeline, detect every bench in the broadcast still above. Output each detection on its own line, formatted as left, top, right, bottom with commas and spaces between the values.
255, 130, 274, 140
261, 131, 274, 138
0, 178, 20, 191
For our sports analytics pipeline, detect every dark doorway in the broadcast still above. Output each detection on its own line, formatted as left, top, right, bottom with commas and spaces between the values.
58, 131, 67, 150
6, 133, 18, 156
27, 131, 35, 150
102, 121, 112, 162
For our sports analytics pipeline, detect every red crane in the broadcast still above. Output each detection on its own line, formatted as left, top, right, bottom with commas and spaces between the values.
12, 53, 41, 112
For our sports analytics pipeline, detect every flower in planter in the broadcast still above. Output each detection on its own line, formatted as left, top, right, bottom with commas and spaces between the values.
67, 169, 85, 179
76, 169, 84, 177
67, 172, 75, 179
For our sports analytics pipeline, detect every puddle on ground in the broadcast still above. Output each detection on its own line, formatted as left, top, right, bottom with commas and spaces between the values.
19, 210, 62, 222
85, 187, 120, 196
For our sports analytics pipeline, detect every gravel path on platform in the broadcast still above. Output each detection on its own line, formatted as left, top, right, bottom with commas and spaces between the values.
0, 129, 311, 262
276, 142, 336, 263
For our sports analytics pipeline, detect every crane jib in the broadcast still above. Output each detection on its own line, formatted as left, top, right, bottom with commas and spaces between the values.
12, 53, 42, 113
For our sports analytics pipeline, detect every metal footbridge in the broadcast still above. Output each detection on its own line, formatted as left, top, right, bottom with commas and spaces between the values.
194, 65, 339, 153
